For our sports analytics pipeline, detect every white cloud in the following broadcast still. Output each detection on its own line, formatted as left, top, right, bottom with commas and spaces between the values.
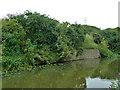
0, 0, 119, 29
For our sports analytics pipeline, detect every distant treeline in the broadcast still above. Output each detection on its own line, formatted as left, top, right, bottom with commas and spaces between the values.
1, 10, 119, 72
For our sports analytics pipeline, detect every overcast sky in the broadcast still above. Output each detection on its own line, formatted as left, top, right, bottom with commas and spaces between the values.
0, 0, 119, 29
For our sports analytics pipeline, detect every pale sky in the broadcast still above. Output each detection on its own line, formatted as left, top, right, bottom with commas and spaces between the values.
0, 0, 119, 29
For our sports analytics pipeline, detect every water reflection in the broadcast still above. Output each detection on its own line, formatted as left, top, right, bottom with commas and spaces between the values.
2, 58, 118, 88
86, 77, 117, 88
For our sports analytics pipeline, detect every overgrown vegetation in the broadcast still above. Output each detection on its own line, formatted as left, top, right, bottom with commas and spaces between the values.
1, 10, 119, 72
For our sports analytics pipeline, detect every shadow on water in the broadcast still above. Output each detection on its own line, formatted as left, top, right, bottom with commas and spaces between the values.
2, 57, 118, 88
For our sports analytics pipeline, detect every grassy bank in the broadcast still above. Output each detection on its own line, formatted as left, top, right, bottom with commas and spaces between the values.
1, 10, 119, 73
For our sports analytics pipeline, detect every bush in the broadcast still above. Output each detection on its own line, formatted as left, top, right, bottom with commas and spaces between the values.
83, 34, 115, 58
83, 34, 98, 49
2, 56, 24, 71
97, 40, 114, 58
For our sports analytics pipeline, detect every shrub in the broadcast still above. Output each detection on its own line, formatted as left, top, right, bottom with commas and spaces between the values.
97, 40, 114, 58
83, 34, 98, 49
2, 56, 24, 71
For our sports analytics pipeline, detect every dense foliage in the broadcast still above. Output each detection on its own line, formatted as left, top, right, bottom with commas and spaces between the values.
1, 10, 119, 72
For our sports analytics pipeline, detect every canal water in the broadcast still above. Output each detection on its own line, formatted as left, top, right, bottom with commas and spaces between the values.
1, 58, 118, 88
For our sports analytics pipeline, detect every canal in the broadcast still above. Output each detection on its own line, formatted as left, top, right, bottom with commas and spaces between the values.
1, 58, 118, 88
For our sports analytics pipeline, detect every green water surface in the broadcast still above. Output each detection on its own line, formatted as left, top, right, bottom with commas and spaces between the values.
1, 58, 118, 88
